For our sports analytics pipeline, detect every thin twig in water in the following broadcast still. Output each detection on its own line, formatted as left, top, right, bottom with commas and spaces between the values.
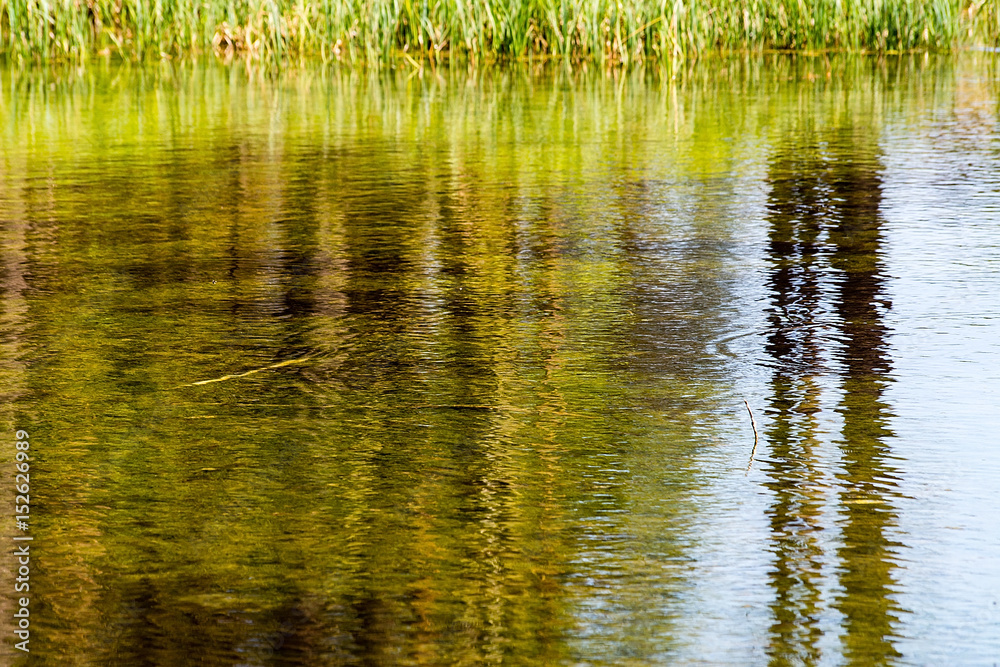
744, 399, 759, 475
172, 355, 315, 389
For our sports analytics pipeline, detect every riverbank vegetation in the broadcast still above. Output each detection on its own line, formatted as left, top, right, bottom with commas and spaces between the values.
1, 0, 997, 65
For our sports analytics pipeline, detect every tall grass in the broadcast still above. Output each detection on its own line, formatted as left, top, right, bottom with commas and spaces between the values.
0, 0, 996, 65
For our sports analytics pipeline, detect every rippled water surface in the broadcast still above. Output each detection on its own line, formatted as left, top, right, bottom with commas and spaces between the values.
1, 56, 999, 665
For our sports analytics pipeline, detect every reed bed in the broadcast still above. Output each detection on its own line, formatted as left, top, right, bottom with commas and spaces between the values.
0, 0, 996, 65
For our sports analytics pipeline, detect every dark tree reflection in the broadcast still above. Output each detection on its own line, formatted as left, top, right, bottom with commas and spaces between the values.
762, 129, 904, 666
826, 139, 904, 666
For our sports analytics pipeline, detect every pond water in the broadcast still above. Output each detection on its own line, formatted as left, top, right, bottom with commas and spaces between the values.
1, 55, 999, 665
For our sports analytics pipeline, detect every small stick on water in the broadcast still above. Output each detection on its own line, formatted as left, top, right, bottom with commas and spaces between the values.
744, 400, 759, 475
172, 354, 315, 389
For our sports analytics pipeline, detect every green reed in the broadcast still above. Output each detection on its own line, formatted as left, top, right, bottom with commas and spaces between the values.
0, 0, 996, 65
